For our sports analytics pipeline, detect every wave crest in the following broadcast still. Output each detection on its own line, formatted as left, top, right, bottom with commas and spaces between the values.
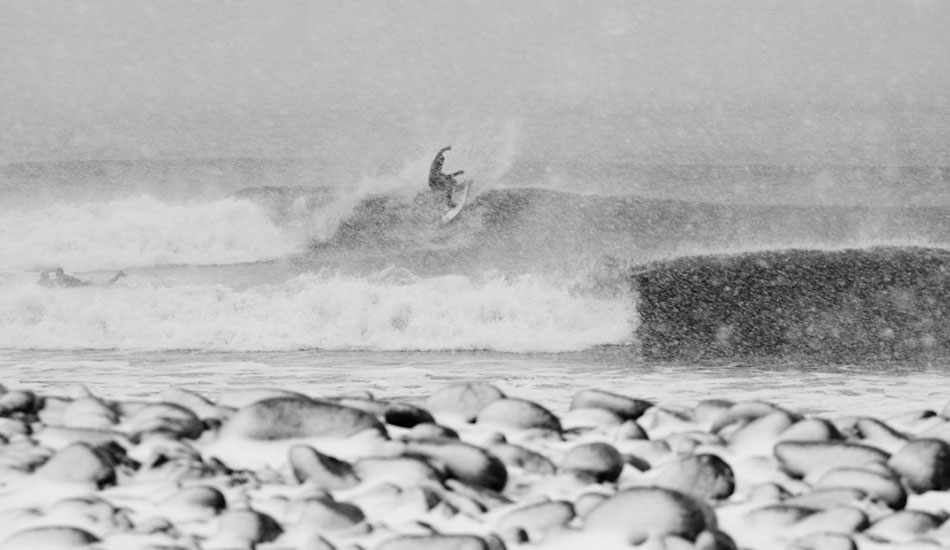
0, 195, 304, 271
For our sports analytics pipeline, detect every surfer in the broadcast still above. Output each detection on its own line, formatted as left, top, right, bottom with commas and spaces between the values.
429, 146, 465, 208
38, 267, 127, 288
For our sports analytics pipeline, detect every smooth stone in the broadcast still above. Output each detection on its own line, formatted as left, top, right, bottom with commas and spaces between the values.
160, 387, 219, 419
404, 439, 507, 491
710, 401, 790, 434
530, 470, 601, 498
743, 505, 814, 529
33, 425, 129, 450
692, 399, 735, 429
437, 486, 487, 516
384, 403, 435, 428
343, 482, 410, 518
794, 506, 868, 534
887, 409, 938, 432
218, 397, 386, 440
133, 456, 217, 485
866, 510, 945, 542
353, 455, 444, 487
570, 389, 653, 421
814, 467, 906, 509
378, 485, 442, 520
560, 407, 625, 431
216, 388, 312, 409
59, 397, 118, 429
120, 402, 204, 440
289, 445, 358, 490
851, 418, 910, 453
560, 442, 624, 483
702, 530, 739, 550
425, 383, 505, 422
331, 396, 388, 417
615, 439, 672, 468
782, 488, 867, 509
495, 500, 575, 540
917, 420, 950, 445
156, 485, 227, 522
46, 496, 132, 534
663, 430, 723, 450
639, 407, 696, 437
0, 437, 53, 471
574, 492, 609, 517
0, 526, 98, 550
133, 517, 175, 534
787, 532, 857, 550
294, 496, 365, 530
0, 418, 30, 438
744, 483, 788, 507
445, 478, 511, 510
212, 509, 283, 544
376, 534, 490, 550
489, 443, 556, 475
778, 418, 842, 444
614, 419, 649, 441
476, 398, 562, 433
0, 391, 37, 416
302, 534, 338, 550
650, 453, 735, 500
405, 422, 459, 440
888, 438, 950, 493
37, 395, 71, 425
584, 487, 713, 541
774, 441, 890, 481
127, 431, 202, 463
727, 410, 797, 456
35, 443, 115, 487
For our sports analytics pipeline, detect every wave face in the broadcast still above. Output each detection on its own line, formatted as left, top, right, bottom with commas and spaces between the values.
0, 270, 632, 352
0, 196, 305, 271
314, 187, 950, 276
634, 246, 950, 361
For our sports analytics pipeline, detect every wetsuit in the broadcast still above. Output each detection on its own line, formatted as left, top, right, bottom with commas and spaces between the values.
429, 146, 464, 207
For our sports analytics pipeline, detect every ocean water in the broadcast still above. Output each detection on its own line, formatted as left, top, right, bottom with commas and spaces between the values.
1, 156, 948, 417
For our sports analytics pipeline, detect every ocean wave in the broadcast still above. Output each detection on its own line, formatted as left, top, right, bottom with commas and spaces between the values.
0, 195, 305, 271
0, 271, 633, 353
323, 187, 950, 271
634, 246, 950, 361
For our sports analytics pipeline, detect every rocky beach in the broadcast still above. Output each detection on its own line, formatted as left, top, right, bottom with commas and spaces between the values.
4, 3, 950, 549
2, 380, 950, 550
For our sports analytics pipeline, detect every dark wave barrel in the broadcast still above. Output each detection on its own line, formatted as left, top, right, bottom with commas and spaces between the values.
633, 247, 950, 361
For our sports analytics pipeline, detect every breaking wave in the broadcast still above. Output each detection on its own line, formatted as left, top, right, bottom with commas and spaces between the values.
0, 270, 633, 353
0, 195, 305, 271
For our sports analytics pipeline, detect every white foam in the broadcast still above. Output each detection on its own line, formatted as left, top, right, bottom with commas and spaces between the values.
0, 272, 633, 353
0, 195, 304, 271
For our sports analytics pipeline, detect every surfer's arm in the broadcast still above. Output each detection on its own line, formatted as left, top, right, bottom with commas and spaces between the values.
449, 170, 464, 177
430, 151, 446, 173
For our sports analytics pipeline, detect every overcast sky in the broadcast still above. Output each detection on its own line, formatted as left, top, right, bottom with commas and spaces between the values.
2, 0, 948, 161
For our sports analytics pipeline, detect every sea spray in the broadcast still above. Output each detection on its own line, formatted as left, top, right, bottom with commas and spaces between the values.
0, 270, 633, 352
0, 195, 304, 271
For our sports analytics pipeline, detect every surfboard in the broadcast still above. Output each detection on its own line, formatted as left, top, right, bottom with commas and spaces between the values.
441, 180, 471, 224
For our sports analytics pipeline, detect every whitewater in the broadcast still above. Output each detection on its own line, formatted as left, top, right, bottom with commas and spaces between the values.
0, 160, 636, 354
2, 155, 949, 420
0, 270, 631, 352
